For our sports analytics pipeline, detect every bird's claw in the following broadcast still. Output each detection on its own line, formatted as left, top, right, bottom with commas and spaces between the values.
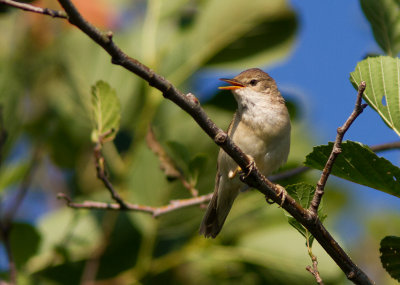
276, 184, 287, 207
239, 155, 255, 180
265, 184, 287, 207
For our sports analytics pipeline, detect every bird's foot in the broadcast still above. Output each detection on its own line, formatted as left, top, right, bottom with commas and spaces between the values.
239, 155, 255, 180
265, 184, 287, 207
276, 184, 287, 207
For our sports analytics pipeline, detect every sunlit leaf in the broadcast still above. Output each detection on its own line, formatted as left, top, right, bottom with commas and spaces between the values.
360, 0, 400, 56
90, 81, 120, 143
305, 141, 400, 198
350, 56, 400, 137
380, 236, 400, 282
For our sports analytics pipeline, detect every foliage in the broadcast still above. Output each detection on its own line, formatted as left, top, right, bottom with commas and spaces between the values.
360, 0, 400, 56
90, 80, 121, 143
380, 236, 400, 282
285, 183, 326, 247
305, 141, 400, 198
0, 0, 400, 284
350, 56, 400, 137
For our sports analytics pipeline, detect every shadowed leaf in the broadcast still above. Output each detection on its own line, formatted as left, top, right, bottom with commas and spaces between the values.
380, 236, 400, 282
305, 140, 400, 198
360, 0, 400, 56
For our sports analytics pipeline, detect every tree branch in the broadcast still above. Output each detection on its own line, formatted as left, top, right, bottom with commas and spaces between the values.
57, 192, 213, 217
0, 0, 67, 18
309, 82, 367, 216
370, 141, 400, 152
93, 142, 128, 209
306, 234, 324, 285
5, 1, 374, 283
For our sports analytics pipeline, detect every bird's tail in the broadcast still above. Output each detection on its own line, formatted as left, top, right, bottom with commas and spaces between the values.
199, 189, 237, 238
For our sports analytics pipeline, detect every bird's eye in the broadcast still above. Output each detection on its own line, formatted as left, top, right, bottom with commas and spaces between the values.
249, 79, 258, 86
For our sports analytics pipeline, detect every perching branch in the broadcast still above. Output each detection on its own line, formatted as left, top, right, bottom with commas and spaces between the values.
0, 0, 67, 18
4, 1, 374, 284
309, 82, 367, 216
57, 192, 213, 217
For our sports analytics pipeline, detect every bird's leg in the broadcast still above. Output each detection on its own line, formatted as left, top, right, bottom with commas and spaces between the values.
228, 167, 241, 179
228, 155, 255, 180
240, 155, 256, 179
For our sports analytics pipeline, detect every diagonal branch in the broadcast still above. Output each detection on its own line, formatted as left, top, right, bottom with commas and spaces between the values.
5, 1, 374, 283
309, 82, 367, 216
0, 0, 67, 18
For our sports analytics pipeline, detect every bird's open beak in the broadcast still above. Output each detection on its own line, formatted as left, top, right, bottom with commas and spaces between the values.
218, 78, 245, 90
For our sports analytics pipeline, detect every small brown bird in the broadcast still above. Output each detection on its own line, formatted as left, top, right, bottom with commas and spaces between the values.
199, 68, 291, 238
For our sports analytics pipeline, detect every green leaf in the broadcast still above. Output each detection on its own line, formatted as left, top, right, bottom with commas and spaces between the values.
350, 56, 400, 137
380, 236, 400, 282
163, 0, 297, 85
305, 141, 400, 198
360, 0, 400, 56
10, 223, 41, 269
90, 81, 120, 143
188, 153, 207, 184
285, 183, 326, 247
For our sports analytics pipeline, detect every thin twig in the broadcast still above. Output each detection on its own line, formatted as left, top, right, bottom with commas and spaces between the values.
93, 143, 128, 209
370, 141, 400, 152
306, 256, 324, 285
57, 192, 213, 217
0, 0, 67, 18
309, 82, 367, 216
9, 1, 374, 283
146, 126, 198, 196
306, 235, 324, 285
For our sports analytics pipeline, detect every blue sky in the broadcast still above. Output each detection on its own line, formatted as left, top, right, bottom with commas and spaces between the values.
270, 0, 400, 240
